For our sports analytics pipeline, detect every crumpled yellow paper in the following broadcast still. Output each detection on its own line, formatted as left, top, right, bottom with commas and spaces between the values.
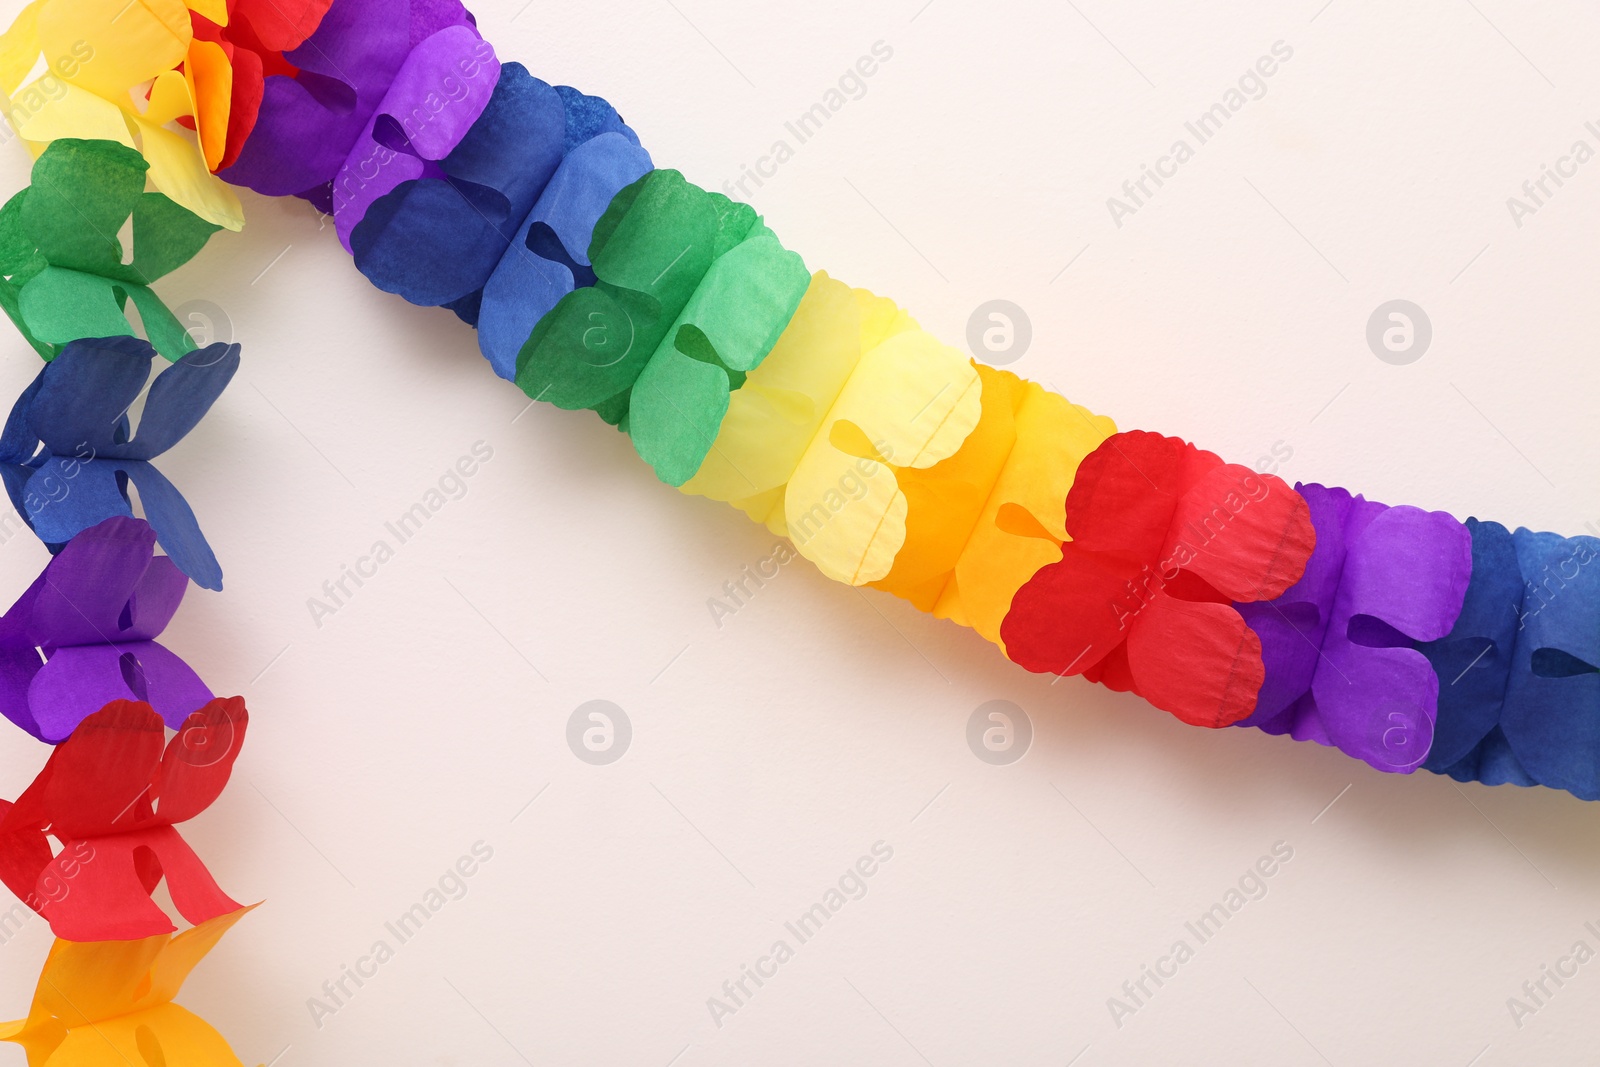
0, 906, 256, 1066
0, 0, 243, 229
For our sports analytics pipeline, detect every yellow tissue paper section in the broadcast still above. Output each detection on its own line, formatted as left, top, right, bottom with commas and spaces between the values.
37, 0, 191, 100
0, 0, 243, 229
904, 372, 1115, 648
684, 269, 1116, 653
0, 906, 255, 1066
683, 270, 984, 586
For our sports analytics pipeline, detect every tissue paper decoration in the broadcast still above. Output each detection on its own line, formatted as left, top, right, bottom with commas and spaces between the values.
0, 517, 210, 743
517, 169, 811, 484
1420, 519, 1528, 784
0, 336, 239, 589
1002, 431, 1315, 727
1, 0, 1600, 1056
0, 697, 247, 941
933, 379, 1117, 648
330, 25, 499, 249
220, 0, 476, 198
773, 306, 980, 585
0, 906, 253, 1066
351, 61, 649, 337
1238, 485, 1473, 771
1423, 523, 1600, 796
0, 140, 220, 359
189, 0, 338, 171
0, 0, 244, 228
680, 271, 985, 584
476, 130, 653, 376
876, 366, 1118, 646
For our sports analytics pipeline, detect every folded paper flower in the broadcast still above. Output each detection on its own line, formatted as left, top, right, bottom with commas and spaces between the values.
190, 0, 338, 171
0, 516, 211, 743
0, 335, 240, 590
517, 169, 811, 484
0, 0, 244, 228
0, 697, 248, 941
0, 139, 220, 359
353, 61, 649, 328
0, 905, 253, 1066
220, 0, 476, 198
1002, 431, 1315, 727
627, 224, 810, 486
1238, 485, 1473, 771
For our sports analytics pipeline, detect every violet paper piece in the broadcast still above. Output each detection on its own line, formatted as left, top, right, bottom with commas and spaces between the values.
220, 0, 477, 199
331, 25, 501, 250
0, 516, 211, 743
0, 336, 240, 591
1237, 484, 1472, 772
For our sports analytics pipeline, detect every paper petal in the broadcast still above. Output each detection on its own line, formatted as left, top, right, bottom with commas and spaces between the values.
121, 342, 241, 460
781, 327, 982, 584
332, 26, 499, 249
1001, 543, 1144, 677
38, 0, 190, 101
25, 458, 134, 545
0, 698, 247, 939
18, 514, 160, 643
220, 0, 411, 195
2, 906, 253, 1066
27, 336, 151, 458
31, 642, 211, 742
116, 460, 223, 591
1125, 593, 1265, 728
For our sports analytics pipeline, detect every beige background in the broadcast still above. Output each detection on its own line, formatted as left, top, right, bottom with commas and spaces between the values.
0, 0, 1597, 1063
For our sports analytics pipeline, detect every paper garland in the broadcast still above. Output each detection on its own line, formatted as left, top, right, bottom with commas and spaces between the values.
0, 0, 1594, 1058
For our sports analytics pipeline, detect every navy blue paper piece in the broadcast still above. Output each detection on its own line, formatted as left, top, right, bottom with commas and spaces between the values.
1423, 521, 1600, 798
0, 336, 240, 591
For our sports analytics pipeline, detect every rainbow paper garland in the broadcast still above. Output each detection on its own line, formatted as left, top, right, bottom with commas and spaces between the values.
0, 0, 1595, 1058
